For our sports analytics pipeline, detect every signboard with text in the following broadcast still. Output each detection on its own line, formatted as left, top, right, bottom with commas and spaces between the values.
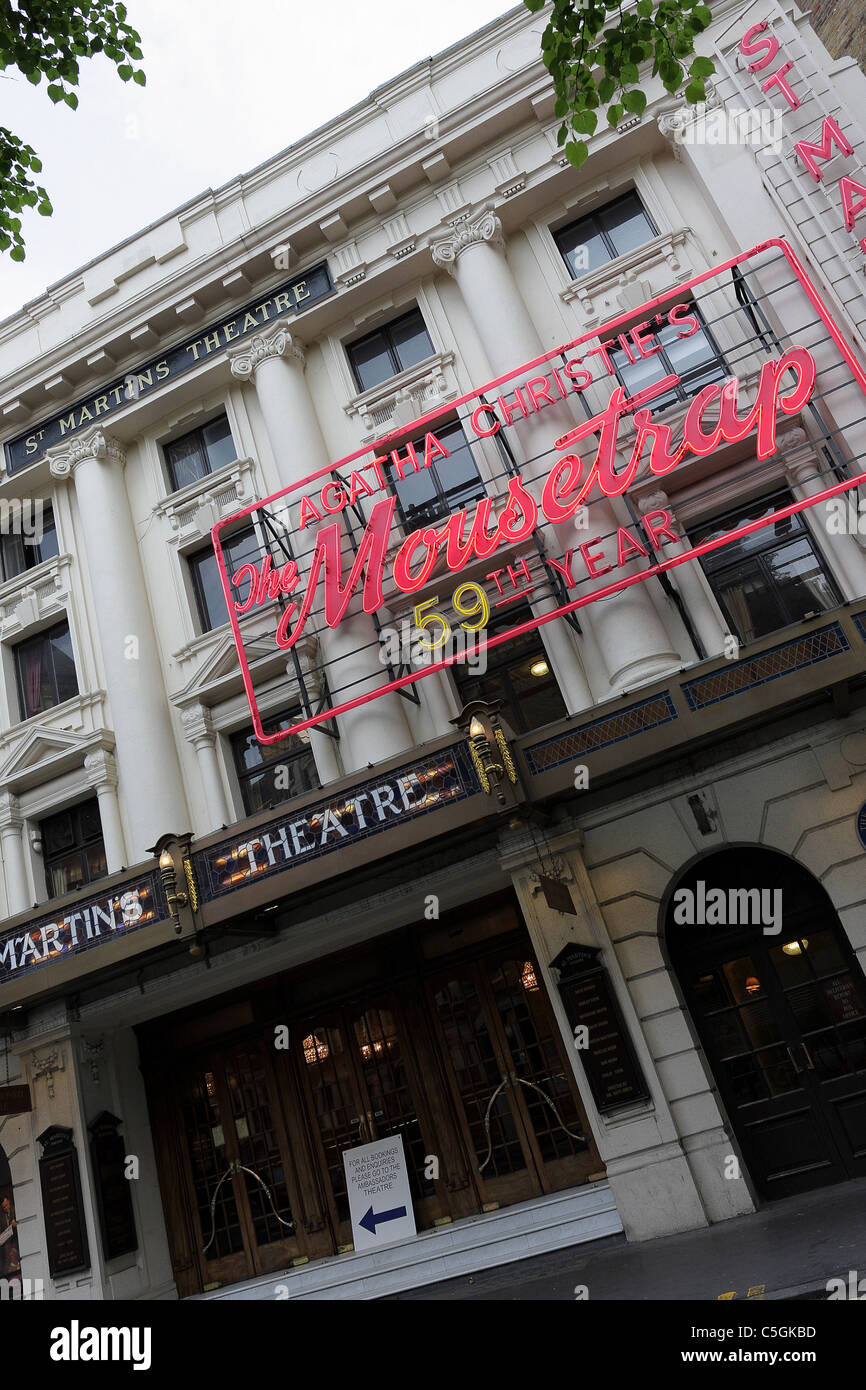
213, 238, 866, 748
343, 1134, 416, 1252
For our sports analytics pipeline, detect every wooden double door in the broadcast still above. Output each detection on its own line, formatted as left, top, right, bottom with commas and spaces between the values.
145, 917, 602, 1295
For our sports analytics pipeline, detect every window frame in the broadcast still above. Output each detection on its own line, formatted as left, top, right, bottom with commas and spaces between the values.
690, 488, 844, 641
230, 709, 320, 817
553, 191, 658, 282
346, 307, 435, 394
610, 301, 728, 409
451, 605, 567, 736
13, 617, 79, 722
163, 413, 235, 493
40, 797, 107, 900
188, 522, 261, 634
386, 419, 488, 531
0, 502, 59, 584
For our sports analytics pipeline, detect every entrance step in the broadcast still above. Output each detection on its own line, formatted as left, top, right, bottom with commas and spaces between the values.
190, 1181, 623, 1301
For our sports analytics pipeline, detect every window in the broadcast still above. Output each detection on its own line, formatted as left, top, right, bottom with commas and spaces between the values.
452, 605, 567, 735
347, 308, 434, 393
14, 620, 78, 721
41, 799, 107, 899
387, 421, 487, 530
690, 490, 842, 643
190, 525, 263, 633
231, 711, 320, 816
165, 414, 235, 492
0, 504, 59, 583
554, 192, 657, 281
609, 303, 727, 410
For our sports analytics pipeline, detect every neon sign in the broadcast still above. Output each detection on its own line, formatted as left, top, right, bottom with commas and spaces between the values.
214, 238, 866, 746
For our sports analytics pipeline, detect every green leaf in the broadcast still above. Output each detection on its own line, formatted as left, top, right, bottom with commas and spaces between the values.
622, 89, 648, 115
607, 102, 624, 126
598, 75, 616, 102
10, 245, 25, 262
620, 62, 640, 84
574, 109, 598, 135
117, 63, 133, 80
689, 55, 715, 77
693, 4, 712, 26
565, 139, 589, 168
132, 67, 146, 85
47, 84, 64, 103
37, 200, 53, 216
684, 78, 706, 103
637, 0, 652, 14
523, 0, 546, 11
63, 91, 79, 109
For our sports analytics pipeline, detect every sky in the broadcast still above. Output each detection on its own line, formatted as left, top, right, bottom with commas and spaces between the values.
0, 0, 515, 320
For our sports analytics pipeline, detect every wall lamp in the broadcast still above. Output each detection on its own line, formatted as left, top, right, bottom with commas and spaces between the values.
451, 700, 519, 806
147, 832, 195, 936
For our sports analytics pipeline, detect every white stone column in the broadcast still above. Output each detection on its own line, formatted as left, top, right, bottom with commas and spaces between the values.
0, 791, 29, 915
229, 327, 414, 772
638, 491, 729, 659
431, 209, 679, 696
180, 706, 231, 831
47, 431, 189, 859
783, 430, 866, 601
83, 749, 126, 873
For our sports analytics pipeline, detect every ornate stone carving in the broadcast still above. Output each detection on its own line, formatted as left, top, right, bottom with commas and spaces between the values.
180, 704, 217, 748
656, 81, 723, 159
84, 748, 118, 791
0, 790, 23, 832
30, 1046, 65, 1099
228, 326, 305, 379
431, 208, 504, 272
80, 1035, 105, 1085
47, 429, 126, 479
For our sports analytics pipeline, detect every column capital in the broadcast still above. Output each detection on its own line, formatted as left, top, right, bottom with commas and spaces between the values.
430, 207, 504, 274
46, 427, 126, 480
655, 81, 722, 159
779, 427, 817, 487
180, 703, 217, 749
228, 325, 306, 380
638, 489, 685, 532
0, 790, 23, 832
84, 747, 118, 791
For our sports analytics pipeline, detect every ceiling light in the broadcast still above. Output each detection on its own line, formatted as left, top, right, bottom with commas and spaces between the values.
530, 659, 549, 677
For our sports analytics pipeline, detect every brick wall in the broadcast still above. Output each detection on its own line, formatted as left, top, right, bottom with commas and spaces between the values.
807, 0, 866, 69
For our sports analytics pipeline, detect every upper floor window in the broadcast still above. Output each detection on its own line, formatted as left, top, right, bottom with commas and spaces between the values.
14, 619, 78, 721
40, 798, 106, 899
609, 303, 727, 411
452, 604, 567, 735
554, 191, 657, 281
691, 490, 843, 643
347, 308, 434, 393
387, 421, 486, 530
231, 711, 320, 816
0, 503, 59, 583
165, 414, 235, 492
189, 525, 262, 633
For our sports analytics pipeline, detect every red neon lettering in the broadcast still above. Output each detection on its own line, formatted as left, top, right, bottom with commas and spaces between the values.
631, 322, 663, 359
320, 481, 346, 513
424, 432, 450, 468
680, 383, 726, 457
391, 442, 421, 480
231, 562, 259, 614
298, 495, 322, 529
471, 404, 500, 437
667, 303, 700, 337
546, 551, 575, 587
348, 470, 376, 505
496, 387, 530, 425
550, 366, 569, 399
579, 538, 611, 580
839, 175, 866, 233
275, 496, 395, 649
739, 20, 779, 71
586, 342, 616, 374
562, 358, 592, 390
795, 116, 854, 182
392, 528, 441, 593
640, 509, 679, 548
505, 557, 533, 590
762, 61, 800, 110
524, 375, 557, 410
616, 527, 650, 567
617, 333, 638, 366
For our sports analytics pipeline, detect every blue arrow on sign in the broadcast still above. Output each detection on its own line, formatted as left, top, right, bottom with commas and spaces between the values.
359, 1203, 407, 1235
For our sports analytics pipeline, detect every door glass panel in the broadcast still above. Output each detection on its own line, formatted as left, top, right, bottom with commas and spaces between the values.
433, 975, 526, 1177
353, 1006, 434, 1201
181, 1069, 244, 1260
302, 1023, 361, 1224
224, 1048, 295, 1247
488, 959, 587, 1163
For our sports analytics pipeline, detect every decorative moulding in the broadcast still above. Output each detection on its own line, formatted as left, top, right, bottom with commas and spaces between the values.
153, 456, 258, 543
560, 228, 692, 327
342, 352, 457, 442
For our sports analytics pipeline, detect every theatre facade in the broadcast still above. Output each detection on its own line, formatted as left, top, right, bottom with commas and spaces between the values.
1, 0, 866, 1301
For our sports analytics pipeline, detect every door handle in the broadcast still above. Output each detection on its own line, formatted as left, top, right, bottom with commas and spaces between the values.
786, 1045, 803, 1075
800, 1041, 816, 1071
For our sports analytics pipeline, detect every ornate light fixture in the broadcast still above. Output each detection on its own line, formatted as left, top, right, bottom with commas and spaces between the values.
451, 700, 519, 806
148, 833, 195, 936
302, 1034, 329, 1065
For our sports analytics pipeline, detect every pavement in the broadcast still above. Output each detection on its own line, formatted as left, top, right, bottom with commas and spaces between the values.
387, 1173, 866, 1300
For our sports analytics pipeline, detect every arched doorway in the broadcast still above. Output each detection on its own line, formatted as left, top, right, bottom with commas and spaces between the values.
665, 847, 866, 1199
0, 1143, 22, 1288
